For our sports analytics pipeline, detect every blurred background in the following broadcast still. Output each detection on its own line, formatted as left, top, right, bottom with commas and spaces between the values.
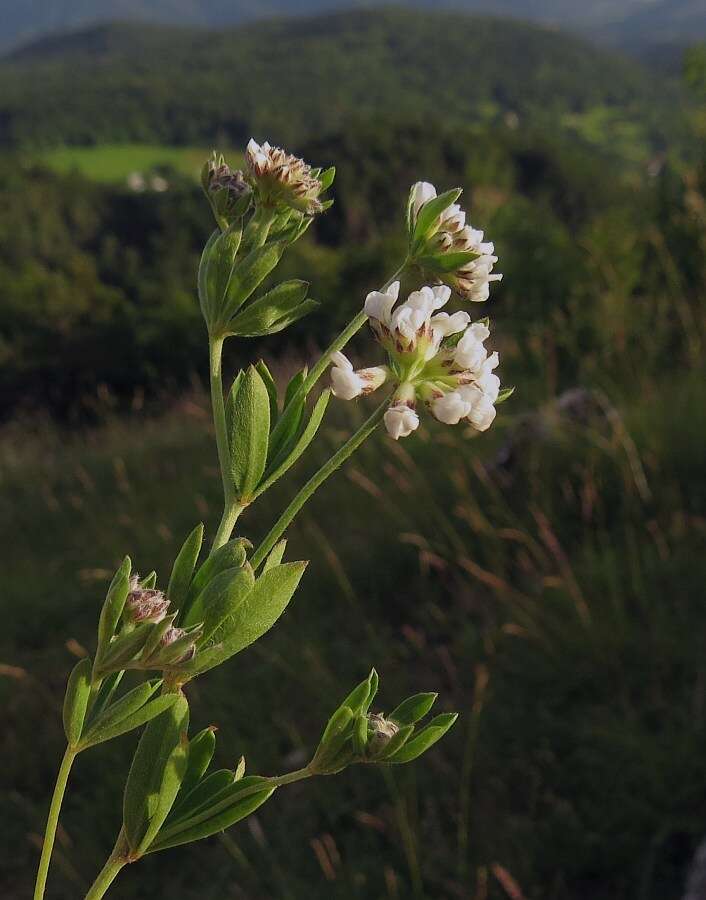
1, 2, 706, 898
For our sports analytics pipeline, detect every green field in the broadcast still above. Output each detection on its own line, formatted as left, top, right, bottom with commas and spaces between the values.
39, 144, 242, 183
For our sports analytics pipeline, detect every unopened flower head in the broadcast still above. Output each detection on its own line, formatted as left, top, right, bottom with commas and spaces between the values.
201, 151, 252, 227
245, 139, 326, 215
407, 181, 502, 302
366, 713, 400, 756
125, 574, 170, 624
330, 282, 510, 439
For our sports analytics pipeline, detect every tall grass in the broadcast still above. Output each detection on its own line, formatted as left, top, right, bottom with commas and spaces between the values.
2, 178, 705, 899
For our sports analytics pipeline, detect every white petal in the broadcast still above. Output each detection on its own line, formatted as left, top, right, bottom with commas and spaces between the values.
476, 372, 500, 402
431, 391, 471, 425
431, 285, 452, 308
330, 350, 353, 370
364, 289, 397, 325
331, 367, 363, 400
411, 181, 437, 219
466, 395, 496, 432
384, 404, 420, 440
430, 310, 470, 338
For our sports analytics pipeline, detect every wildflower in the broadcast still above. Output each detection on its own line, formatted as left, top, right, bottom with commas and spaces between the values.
406, 181, 502, 302
330, 352, 389, 400
331, 282, 511, 439
125, 575, 170, 625
245, 139, 327, 215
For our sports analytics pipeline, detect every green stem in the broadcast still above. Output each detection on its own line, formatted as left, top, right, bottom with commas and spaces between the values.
209, 335, 244, 552
251, 395, 391, 569
84, 829, 130, 900
33, 746, 77, 900
302, 260, 408, 396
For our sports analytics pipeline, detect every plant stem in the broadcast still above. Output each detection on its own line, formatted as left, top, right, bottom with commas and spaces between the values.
84, 829, 130, 900
209, 335, 244, 551
251, 395, 391, 569
33, 746, 77, 900
302, 260, 408, 396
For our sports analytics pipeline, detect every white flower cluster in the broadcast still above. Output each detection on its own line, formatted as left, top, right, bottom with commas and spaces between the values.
410, 181, 502, 302
330, 281, 506, 439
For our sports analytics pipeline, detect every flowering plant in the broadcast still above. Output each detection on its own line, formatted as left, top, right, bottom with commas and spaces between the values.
32, 144, 509, 899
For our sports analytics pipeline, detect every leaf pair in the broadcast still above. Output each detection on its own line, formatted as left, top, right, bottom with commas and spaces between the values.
182, 558, 307, 677
62, 660, 180, 753
123, 711, 274, 858
225, 362, 330, 504
198, 224, 318, 338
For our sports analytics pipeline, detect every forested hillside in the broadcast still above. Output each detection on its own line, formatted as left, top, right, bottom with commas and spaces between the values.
0, 11, 685, 158
1, 0, 705, 53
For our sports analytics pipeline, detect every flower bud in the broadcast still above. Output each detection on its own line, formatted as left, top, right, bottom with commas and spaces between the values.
202, 152, 252, 230
366, 713, 400, 757
124, 575, 170, 625
384, 402, 419, 440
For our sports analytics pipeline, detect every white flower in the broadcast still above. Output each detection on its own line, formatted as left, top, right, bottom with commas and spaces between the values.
467, 393, 497, 432
430, 310, 471, 339
330, 351, 388, 400
410, 181, 437, 220
454, 331, 488, 373
384, 403, 420, 440
363, 281, 400, 325
431, 390, 470, 425
476, 371, 500, 402
330, 351, 363, 400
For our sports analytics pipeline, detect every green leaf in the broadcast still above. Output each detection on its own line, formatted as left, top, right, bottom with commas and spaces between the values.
200, 226, 243, 329
387, 713, 458, 764
255, 360, 279, 423
167, 524, 204, 614
123, 694, 190, 855
412, 187, 462, 248
222, 242, 285, 321
388, 692, 438, 726
256, 390, 330, 498
416, 249, 478, 274
180, 728, 217, 798
262, 540, 287, 574
169, 768, 235, 825
96, 557, 131, 655
352, 714, 368, 756
227, 279, 309, 337
341, 668, 378, 717
188, 565, 255, 643
496, 386, 515, 404
80, 688, 179, 750
377, 724, 414, 760
95, 622, 155, 675
263, 298, 319, 334
265, 367, 308, 470
312, 706, 355, 773
86, 670, 125, 722
181, 538, 251, 623
227, 365, 271, 501
62, 657, 92, 746
234, 756, 246, 781
141, 571, 157, 589
319, 166, 336, 191
150, 777, 275, 852
185, 562, 306, 675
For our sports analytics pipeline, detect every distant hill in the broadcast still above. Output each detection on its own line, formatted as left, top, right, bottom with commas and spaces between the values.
0, 11, 685, 161
0, 0, 704, 55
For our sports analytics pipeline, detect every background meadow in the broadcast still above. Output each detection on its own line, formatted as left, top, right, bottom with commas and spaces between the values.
1, 4, 706, 898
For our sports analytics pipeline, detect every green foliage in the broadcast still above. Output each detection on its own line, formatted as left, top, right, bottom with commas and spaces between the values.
123, 694, 190, 855
61, 657, 92, 746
